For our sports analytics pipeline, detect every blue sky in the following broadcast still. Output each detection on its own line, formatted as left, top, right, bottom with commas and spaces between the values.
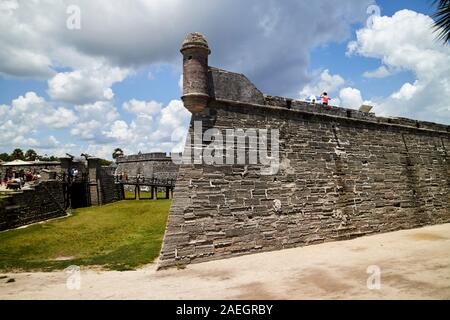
0, 0, 448, 159
308, 0, 434, 99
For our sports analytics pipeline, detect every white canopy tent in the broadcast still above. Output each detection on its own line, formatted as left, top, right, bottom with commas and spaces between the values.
2, 160, 33, 166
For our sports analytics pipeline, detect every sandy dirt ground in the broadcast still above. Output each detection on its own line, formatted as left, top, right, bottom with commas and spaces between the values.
1, 223, 450, 300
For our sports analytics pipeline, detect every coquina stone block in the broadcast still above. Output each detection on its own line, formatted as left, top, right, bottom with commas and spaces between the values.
158, 32, 450, 269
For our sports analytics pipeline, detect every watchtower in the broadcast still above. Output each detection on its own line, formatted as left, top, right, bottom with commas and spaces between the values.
180, 32, 211, 114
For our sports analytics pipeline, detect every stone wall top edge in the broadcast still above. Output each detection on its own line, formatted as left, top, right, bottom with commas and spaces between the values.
116, 158, 174, 164
210, 98, 450, 135
116, 152, 180, 163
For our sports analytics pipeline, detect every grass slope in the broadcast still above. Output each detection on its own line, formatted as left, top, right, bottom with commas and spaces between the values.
0, 200, 171, 272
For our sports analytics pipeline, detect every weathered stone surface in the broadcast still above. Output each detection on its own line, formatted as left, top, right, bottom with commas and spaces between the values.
158, 33, 450, 269
208, 67, 265, 105
116, 153, 179, 181
98, 166, 124, 204
159, 98, 450, 269
0, 181, 66, 231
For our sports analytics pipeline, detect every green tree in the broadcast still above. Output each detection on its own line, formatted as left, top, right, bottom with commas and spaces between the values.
25, 149, 38, 161
0, 153, 10, 162
112, 148, 124, 162
432, 0, 450, 43
99, 159, 113, 166
10, 148, 25, 161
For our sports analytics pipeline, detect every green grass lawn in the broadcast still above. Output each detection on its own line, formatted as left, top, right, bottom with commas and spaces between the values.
0, 199, 171, 272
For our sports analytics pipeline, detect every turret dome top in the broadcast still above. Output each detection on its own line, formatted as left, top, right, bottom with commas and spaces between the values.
181, 32, 210, 53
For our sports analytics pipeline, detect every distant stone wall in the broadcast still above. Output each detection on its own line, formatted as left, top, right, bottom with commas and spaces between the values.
117, 153, 168, 162
98, 166, 124, 204
0, 180, 66, 231
116, 153, 179, 181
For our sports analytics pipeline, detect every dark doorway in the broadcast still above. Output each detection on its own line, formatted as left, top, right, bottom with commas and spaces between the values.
70, 182, 90, 208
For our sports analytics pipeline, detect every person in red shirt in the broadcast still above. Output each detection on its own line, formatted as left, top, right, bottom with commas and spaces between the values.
25, 170, 33, 182
321, 92, 330, 106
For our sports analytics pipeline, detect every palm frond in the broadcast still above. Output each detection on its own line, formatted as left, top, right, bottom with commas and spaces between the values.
431, 0, 450, 43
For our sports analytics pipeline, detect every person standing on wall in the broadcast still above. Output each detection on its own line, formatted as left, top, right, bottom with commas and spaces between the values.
321, 92, 330, 106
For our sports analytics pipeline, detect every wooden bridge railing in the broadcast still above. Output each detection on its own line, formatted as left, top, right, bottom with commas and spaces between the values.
114, 175, 176, 187
115, 175, 175, 200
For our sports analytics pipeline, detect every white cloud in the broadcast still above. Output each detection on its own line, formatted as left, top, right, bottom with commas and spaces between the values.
70, 120, 103, 140
48, 65, 130, 104
347, 9, 450, 124
42, 107, 78, 129
74, 101, 120, 123
151, 100, 192, 148
103, 88, 114, 100
47, 136, 60, 147
68, 101, 121, 144
104, 120, 133, 141
299, 69, 345, 98
0, 47, 54, 79
391, 81, 421, 100
84, 144, 117, 161
339, 87, 371, 109
68, 99, 190, 158
0, 0, 373, 96
129, 100, 190, 145
299, 72, 372, 110
339, 87, 363, 108
363, 65, 391, 78
1, 0, 387, 156
0, 1, 55, 79
0, 0, 19, 11
0, 92, 77, 130
158, 100, 190, 130
123, 99, 162, 115
14, 135, 61, 149
100, 99, 190, 156
0, 92, 75, 151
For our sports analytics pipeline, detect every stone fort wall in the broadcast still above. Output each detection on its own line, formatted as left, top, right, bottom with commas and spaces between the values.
158, 33, 450, 268
0, 180, 66, 231
98, 166, 124, 204
0, 159, 124, 231
116, 153, 179, 181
